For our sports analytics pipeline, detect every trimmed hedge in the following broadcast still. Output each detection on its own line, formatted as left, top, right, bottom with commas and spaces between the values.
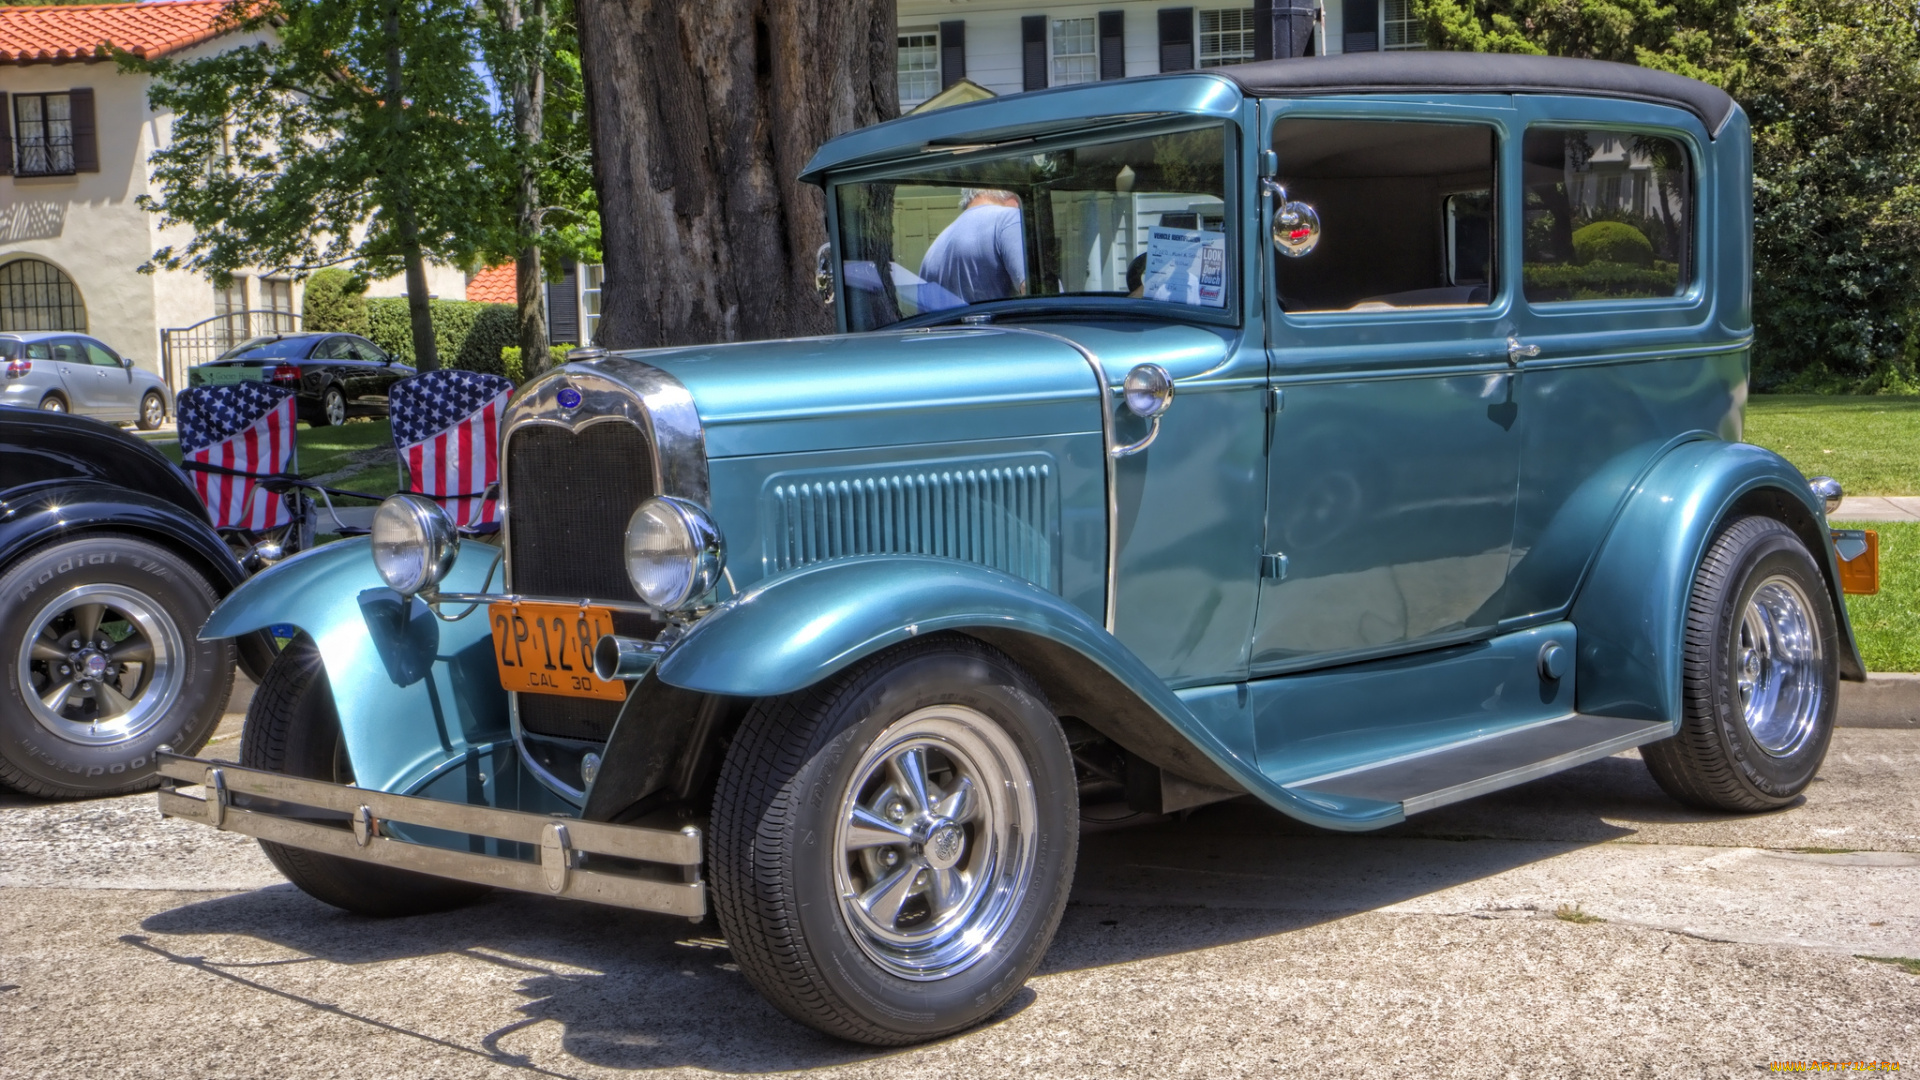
363, 298, 519, 377
302, 267, 368, 335
1523, 262, 1681, 302
1572, 221, 1656, 268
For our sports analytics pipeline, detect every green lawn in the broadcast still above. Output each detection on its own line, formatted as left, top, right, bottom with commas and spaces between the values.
1745, 395, 1920, 496
1833, 520, 1920, 673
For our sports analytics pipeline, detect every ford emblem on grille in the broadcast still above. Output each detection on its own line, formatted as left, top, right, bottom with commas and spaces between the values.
556, 387, 582, 409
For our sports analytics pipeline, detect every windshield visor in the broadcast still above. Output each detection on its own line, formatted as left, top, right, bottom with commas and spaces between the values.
834, 124, 1232, 331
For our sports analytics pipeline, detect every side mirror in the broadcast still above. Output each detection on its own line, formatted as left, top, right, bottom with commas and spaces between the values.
1261, 179, 1321, 258
122, 357, 135, 368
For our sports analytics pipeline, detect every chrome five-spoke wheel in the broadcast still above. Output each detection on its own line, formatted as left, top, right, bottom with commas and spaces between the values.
1735, 575, 1825, 758
834, 705, 1039, 980
20, 583, 185, 746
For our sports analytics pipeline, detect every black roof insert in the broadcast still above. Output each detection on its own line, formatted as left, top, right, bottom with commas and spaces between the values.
1219, 52, 1737, 137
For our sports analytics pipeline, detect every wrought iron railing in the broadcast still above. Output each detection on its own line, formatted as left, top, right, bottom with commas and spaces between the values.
12, 136, 75, 177
159, 310, 302, 392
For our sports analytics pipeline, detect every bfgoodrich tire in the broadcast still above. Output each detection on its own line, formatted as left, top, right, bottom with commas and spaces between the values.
711, 634, 1077, 1045
1643, 515, 1840, 811
0, 534, 234, 798
241, 636, 491, 916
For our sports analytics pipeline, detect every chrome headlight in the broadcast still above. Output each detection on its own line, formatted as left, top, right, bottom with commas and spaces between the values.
1809, 476, 1843, 517
371, 494, 458, 596
1122, 363, 1174, 418
624, 496, 725, 611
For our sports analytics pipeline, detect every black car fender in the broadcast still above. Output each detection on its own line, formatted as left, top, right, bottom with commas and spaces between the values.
0, 480, 247, 604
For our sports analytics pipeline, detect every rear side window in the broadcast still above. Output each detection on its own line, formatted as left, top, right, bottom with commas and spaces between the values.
1270, 118, 1498, 313
50, 339, 83, 364
1522, 127, 1692, 303
0, 339, 14, 359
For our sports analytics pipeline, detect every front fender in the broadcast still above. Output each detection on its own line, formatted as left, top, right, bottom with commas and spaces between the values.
200, 538, 516, 796
1570, 437, 1866, 725
658, 556, 1399, 831
0, 481, 244, 595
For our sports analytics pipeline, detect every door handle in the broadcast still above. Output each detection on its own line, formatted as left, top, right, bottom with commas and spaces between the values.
1506, 336, 1541, 367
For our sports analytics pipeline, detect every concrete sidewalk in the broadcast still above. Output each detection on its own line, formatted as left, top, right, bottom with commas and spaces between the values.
1835, 495, 1920, 522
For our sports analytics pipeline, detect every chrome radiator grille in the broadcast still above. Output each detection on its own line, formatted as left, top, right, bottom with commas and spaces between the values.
764, 459, 1058, 589
505, 421, 657, 743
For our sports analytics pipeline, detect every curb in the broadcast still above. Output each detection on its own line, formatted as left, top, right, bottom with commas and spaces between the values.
1839, 674, 1920, 729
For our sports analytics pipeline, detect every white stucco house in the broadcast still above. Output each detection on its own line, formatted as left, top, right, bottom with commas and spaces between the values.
892, 0, 1424, 109
0, 0, 465, 394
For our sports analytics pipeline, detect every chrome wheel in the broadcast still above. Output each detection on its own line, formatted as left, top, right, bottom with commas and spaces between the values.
18, 583, 185, 746
39, 395, 65, 412
141, 393, 165, 429
833, 705, 1038, 981
323, 388, 346, 426
1736, 574, 1825, 757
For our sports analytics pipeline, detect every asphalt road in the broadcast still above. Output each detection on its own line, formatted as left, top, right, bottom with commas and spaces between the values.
2, 686, 1916, 1078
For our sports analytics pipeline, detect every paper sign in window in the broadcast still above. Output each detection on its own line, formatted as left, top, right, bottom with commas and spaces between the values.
1143, 227, 1228, 308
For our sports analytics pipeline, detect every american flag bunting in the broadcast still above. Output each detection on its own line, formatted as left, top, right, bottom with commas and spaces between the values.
176, 383, 297, 531
390, 370, 514, 530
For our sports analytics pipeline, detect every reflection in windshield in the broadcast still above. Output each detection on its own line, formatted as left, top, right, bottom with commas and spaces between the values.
835, 124, 1230, 331
218, 337, 310, 362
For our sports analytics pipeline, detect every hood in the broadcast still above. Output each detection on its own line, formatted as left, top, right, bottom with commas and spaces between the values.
575, 320, 1235, 459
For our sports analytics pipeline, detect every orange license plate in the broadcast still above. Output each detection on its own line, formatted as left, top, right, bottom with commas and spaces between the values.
488, 601, 628, 701
1832, 529, 1880, 596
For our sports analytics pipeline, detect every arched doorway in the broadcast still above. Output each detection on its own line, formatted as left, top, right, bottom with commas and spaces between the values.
0, 258, 88, 332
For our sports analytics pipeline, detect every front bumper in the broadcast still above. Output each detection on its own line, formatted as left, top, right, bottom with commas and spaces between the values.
156, 750, 706, 919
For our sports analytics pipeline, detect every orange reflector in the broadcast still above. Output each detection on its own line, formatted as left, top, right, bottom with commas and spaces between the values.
1832, 529, 1880, 595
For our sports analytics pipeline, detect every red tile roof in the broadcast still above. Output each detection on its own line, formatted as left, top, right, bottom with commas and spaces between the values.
0, 1, 243, 65
465, 263, 517, 305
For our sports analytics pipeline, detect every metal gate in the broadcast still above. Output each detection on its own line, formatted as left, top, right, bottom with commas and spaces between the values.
158, 310, 301, 392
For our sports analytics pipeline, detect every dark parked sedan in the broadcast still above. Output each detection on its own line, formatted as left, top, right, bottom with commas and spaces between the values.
187, 332, 414, 427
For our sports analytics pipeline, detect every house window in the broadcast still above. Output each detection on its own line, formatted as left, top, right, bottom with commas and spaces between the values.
581, 263, 604, 345
213, 277, 247, 346
898, 31, 941, 108
1052, 18, 1099, 85
261, 277, 295, 332
12, 93, 75, 177
0, 258, 87, 332
1382, 0, 1426, 49
1198, 8, 1258, 67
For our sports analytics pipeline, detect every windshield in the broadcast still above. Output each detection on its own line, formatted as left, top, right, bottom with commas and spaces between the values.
216, 337, 312, 362
834, 123, 1232, 332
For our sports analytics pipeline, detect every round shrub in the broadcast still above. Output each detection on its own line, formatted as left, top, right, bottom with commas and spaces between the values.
1572, 221, 1656, 267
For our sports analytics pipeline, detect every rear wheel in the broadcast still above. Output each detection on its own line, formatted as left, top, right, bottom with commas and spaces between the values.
318, 386, 347, 427
241, 636, 491, 915
38, 393, 65, 413
1643, 515, 1839, 811
711, 634, 1077, 1045
137, 391, 166, 430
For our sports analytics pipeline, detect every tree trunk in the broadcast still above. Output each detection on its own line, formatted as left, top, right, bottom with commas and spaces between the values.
384, 11, 440, 371
576, 0, 897, 349
507, 0, 552, 373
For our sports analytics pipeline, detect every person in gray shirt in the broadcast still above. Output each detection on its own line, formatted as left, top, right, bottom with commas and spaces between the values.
919, 189, 1028, 304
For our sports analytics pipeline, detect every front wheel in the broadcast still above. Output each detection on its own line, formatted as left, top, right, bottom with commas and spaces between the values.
1643, 515, 1840, 811
241, 636, 491, 915
711, 634, 1077, 1045
0, 534, 233, 797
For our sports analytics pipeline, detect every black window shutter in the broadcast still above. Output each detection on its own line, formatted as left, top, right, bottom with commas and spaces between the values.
1098, 11, 1126, 80
1343, 0, 1379, 52
547, 262, 579, 345
69, 88, 98, 173
0, 93, 11, 177
1157, 8, 1194, 72
1022, 16, 1048, 91
939, 20, 966, 90
1254, 0, 1275, 60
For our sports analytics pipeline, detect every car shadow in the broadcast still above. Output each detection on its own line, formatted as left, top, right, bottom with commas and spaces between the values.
129, 751, 1774, 1073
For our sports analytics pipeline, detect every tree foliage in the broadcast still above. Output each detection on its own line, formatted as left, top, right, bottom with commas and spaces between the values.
1413, 0, 1920, 392
126, 0, 511, 369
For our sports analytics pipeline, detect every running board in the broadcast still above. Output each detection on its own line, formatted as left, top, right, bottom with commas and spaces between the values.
1285, 714, 1671, 817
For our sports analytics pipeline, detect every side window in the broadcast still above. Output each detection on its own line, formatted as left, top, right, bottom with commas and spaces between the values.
83, 340, 121, 366
25, 341, 52, 361
349, 337, 389, 363
1522, 127, 1692, 302
50, 339, 84, 364
1271, 118, 1498, 312
312, 336, 347, 360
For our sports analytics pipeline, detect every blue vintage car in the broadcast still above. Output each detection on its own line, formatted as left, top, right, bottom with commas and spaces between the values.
156, 52, 1872, 1044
